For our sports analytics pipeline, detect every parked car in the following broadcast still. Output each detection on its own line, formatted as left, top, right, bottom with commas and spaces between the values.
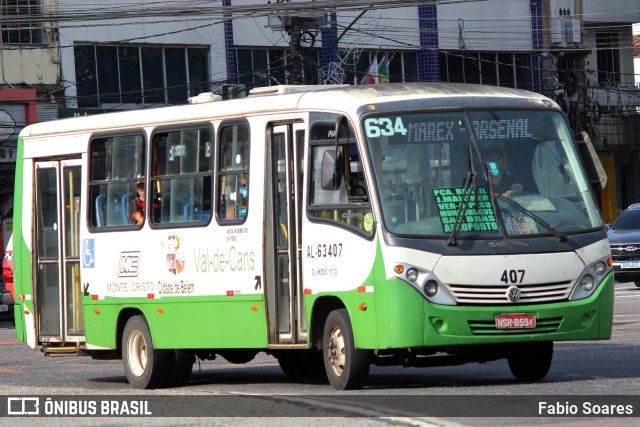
1, 233, 14, 324
607, 203, 640, 287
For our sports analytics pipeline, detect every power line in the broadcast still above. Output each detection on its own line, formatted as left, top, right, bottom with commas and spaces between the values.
1, 0, 489, 24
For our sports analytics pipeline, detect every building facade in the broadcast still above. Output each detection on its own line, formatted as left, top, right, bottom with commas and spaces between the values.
1, 0, 640, 230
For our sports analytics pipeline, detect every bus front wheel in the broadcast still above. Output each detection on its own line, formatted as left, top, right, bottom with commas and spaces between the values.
122, 315, 174, 389
322, 309, 370, 390
507, 341, 553, 381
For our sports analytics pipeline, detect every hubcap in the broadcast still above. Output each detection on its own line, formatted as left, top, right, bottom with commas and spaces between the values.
127, 329, 147, 377
326, 326, 346, 377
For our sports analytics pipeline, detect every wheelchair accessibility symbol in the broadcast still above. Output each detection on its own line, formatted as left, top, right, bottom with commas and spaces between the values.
83, 239, 95, 268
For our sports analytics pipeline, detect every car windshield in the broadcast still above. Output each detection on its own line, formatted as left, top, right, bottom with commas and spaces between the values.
611, 209, 640, 230
363, 109, 603, 238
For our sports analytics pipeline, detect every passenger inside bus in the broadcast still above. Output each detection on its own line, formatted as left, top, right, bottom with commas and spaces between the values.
130, 181, 159, 225
224, 174, 248, 220
485, 147, 523, 197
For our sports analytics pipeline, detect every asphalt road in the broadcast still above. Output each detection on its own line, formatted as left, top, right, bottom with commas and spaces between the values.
0, 281, 638, 426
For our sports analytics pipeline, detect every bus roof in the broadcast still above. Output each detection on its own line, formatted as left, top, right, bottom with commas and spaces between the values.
20, 83, 555, 138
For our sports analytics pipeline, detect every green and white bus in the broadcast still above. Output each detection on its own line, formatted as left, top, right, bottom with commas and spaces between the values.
12, 84, 613, 390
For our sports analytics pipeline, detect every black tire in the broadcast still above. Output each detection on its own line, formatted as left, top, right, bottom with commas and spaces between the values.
277, 350, 326, 378
508, 341, 553, 381
322, 309, 370, 390
122, 315, 174, 389
634, 282, 640, 288
167, 350, 194, 387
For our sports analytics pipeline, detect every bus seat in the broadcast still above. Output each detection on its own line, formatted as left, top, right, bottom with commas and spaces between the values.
183, 201, 193, 221
122, 193, 131, 218
106, 195, 129, 225
160, 193, 170, 222
95, 194, 106, 227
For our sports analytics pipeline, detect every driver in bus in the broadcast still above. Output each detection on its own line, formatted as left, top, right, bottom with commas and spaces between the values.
130, 180, 160, 225
485, 147, 522, 197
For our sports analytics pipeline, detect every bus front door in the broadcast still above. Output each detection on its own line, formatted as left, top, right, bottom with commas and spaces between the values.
266, 123, 307, 345
34, 159, 84, 350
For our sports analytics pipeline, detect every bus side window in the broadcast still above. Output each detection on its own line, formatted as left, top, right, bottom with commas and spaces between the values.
308, 116, 372, 236
151, 126, 213, 226
217, 122, 249, 222
89, 134, 145, 229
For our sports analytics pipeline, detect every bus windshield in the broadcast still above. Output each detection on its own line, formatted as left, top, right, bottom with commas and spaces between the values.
363, 109, 603, 238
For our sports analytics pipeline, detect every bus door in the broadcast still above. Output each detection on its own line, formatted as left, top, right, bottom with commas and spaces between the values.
265, 123, 307, 345
34, 159, 84, 348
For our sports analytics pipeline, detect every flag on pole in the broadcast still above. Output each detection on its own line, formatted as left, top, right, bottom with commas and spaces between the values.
361, 57, 379, 84
378, 56, 389, 83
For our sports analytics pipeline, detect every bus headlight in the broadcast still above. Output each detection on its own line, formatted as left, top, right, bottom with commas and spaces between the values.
393, 264, 456, 305
579, 274, 595, 291
424, 280, 438, 297
594, 261, 606, 275
569, 257, 611, 300
406, 268, 418, 282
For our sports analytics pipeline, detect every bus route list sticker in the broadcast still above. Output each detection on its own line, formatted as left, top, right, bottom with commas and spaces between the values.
432, 187, 498, 233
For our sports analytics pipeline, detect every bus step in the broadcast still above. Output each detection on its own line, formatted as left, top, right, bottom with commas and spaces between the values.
42, 345, 80, 356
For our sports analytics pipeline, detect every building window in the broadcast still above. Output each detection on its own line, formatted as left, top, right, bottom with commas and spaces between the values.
350, 51, 418, 84
596, 32, 620, 85
439, 51, 532, 90
1, 0, 43, 44
74, 45, 210, 108
236, 48, 415, 87
236, 48, 320, 89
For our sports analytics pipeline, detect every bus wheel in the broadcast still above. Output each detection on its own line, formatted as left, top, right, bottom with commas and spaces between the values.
507, 341, 553, 381
167, 350, 194, 387
322, 309, 369, 390
122, 315, 174, 389
276, 350, 325, 378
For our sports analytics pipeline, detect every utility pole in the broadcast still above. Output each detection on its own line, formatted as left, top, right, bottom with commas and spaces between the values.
288, 17, 303, 84
267, 0, 325, 85
573, 0, 587, 135
540, 0, 554, 100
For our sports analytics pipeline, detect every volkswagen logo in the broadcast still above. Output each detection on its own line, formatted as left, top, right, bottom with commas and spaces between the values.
506, 286, 521, 302
624, 246, 639, 252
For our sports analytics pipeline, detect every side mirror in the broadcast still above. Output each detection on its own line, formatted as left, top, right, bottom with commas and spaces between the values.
576, 131, 607, 192
321, 149, 344, 191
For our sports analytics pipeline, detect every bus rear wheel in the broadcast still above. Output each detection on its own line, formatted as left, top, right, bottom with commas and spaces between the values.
323, 309, 369, 390
507, 341, 553, 381
122, 315, 174, 389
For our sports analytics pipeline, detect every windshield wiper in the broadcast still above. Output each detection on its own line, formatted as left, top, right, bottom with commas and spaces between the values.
495, 194, 567, 242
448, 145, 477, 246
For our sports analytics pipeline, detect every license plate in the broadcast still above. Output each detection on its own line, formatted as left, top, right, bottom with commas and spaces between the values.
0, 305, 7, 312
620, 261, 640, 269
495, 313, 536, 329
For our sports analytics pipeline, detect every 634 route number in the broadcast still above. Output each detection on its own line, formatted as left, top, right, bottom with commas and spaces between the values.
364, 117, 407, 138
